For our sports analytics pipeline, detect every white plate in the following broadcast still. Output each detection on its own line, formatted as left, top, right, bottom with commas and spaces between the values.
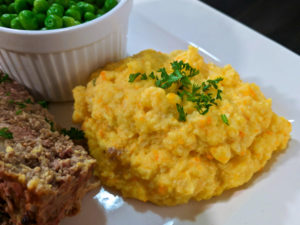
53, 0, 300, 224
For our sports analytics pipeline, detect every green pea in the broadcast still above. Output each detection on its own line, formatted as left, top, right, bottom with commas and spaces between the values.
55, 0, 69, 8
47, 3, 64, 17
69, 4, 81, 11
96, 8, 105, 15
8, 3, 16, 13
69, 0, 76, 6
83, 11, 95, 21
10, 17, 23, 29
15, 0, 29, 13
0, 4, 8, 15
77, 1, 95, 13
44, 14, 62, 29
19, 10, 38, 29
84, 2, 95, 13
65, 7, 81, 21
33, 0, 49, 13
1, 13, 17, 27
36, 13, 45, 27
62, 15, 76, 27
104, 0, 117, 12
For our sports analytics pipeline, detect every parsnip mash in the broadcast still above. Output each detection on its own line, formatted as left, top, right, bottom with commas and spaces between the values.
72, 46, 291, 205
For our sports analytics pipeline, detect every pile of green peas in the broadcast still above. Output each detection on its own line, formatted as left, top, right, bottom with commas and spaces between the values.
0, 0, 118, 30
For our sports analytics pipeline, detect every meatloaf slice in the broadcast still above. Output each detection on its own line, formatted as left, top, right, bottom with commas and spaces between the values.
0, 73, 99, 225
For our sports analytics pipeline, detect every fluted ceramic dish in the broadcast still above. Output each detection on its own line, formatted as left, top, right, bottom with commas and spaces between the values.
48, 0, 300, 224
0, 0, 132, 101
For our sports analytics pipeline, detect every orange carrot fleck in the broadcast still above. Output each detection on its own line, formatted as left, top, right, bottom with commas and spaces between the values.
239, 131, 245, 137
193, 157, 201, 162
100, 71, 106, 80
158, 185, 167, 194
206, 153, 213, 160
206, 116, 212, 125
154, 151, 159, 161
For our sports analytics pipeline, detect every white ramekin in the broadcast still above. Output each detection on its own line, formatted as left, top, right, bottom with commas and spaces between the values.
0, 0, 132, 101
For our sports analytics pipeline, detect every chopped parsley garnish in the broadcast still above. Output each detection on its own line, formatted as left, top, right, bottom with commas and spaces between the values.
0, 73, 12, 83
92, 78, 96, 86
128, 73, 148, 82
16, 110, 22, 115
37, 100, 49, 108
24, 98, 33, 104
176, 103, 186, 122
221, 114, 229, 125
128, 60, 226, 122
5, 92, 10, 96
9, 98, 49, 113
9, 100, 26, 109
0, 128, 13, 139
45, 118, 55, 132
61, 127, 85, 140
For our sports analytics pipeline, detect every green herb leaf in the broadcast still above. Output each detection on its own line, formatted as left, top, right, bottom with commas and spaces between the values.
0, 74, 12, 83
37, 100, 49, 108
45, 118, 55, 132
221, 114, 229, 125
0, 127, 13, 139
9, 99, 32, 109
24, 98, 33, 104
92, 78, 96, 86
16, 110, 22, 115
171, 61, 199, 77
216, 89, 222, 100
129, 73, 142, 82
149, 72, 155, 79
16, 102, 26, 109
9, 100, 26, 109
176, 103, 186, 122
61, 127, 85, 140
141, 73, 148, 80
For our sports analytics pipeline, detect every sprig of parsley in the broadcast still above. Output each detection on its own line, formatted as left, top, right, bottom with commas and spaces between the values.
128, 73, 147, 82
61, 127, 85, 140
128, 61, 227, 123
221, 114, 229, 125
0, 128, 13, 139
176, 104, 186, 122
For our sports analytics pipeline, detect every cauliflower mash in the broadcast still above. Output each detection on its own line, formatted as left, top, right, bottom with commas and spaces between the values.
72, 46, 291, 205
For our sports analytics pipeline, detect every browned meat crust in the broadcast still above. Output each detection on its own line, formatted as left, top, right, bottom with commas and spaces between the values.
0, 73, 99, 225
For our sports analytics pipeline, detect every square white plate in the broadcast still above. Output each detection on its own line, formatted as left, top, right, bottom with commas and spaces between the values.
56, 0, 300, 224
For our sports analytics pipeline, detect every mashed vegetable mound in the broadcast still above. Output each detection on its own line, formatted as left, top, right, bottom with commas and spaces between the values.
72, 46, 291, 206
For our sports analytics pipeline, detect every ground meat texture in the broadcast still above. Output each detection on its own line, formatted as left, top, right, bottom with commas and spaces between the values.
0, 73, 99, 225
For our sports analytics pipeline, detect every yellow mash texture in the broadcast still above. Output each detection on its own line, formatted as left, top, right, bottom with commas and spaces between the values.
73, 46, 291, 205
